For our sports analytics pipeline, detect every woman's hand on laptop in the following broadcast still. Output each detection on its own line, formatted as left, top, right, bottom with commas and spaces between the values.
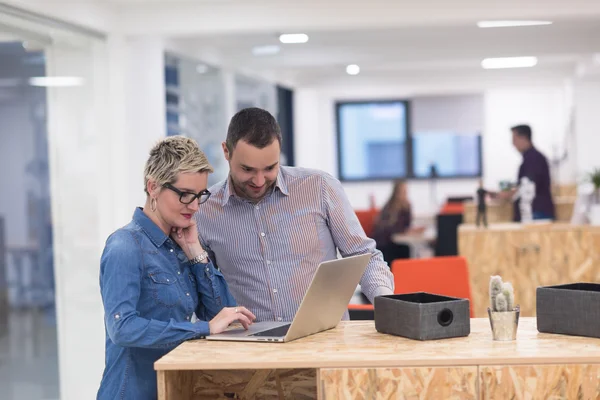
209, 306, 256, 334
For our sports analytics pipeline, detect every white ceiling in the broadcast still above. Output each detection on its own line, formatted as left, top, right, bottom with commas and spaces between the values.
171, 16, 600, 86
4, 0, 600, 87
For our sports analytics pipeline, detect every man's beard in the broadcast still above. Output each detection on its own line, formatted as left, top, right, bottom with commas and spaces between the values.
230, 175, 274, 202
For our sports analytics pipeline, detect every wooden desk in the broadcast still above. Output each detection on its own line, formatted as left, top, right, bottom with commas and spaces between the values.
155, 318, 600, 399
459, 222, 600, 317
391, 233, 433, 258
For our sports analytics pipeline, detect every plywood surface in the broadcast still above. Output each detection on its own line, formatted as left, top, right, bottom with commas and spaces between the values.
459, 224, 600, 317
320, 367, 478, 400
463, 201, 513, 225
463, 198, 575, 224
155, 318, 600, 371
159, 369, 316, 399
480, 365, 600, 400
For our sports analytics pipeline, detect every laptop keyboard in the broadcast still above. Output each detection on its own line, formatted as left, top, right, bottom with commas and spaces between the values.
250, 324, 291, 337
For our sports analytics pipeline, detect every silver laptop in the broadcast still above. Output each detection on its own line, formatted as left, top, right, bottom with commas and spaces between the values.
206, 253, 372, 343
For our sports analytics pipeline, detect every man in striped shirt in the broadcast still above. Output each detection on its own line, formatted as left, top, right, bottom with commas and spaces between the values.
195, 107, 394, 322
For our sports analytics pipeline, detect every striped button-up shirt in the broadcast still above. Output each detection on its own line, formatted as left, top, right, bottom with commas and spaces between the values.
195, 166, 394, 322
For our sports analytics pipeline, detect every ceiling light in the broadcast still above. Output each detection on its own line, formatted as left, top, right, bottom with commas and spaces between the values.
477, 20, 552, 28
279, 33, 308, 44
346, 64, 360, 75
481, 57, 538, 69
28, 77, 84, 87
252, 45, 280, 56
196, 64, 208, 74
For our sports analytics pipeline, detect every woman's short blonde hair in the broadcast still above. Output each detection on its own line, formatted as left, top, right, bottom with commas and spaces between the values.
144, 136, 214, 195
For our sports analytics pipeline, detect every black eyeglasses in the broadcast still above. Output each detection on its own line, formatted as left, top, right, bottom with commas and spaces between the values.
163, 183, 211, 205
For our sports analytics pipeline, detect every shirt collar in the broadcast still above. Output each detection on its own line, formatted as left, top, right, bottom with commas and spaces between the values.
132, 207, 168, 247
221, 167, 290, 207
275, 167, 290, 196
522, 146, 536, 158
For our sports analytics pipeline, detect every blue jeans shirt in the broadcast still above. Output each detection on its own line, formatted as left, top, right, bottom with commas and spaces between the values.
97, 208, 236, 400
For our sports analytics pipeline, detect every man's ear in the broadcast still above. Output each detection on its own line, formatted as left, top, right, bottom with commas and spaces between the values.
222, 142, 231, 162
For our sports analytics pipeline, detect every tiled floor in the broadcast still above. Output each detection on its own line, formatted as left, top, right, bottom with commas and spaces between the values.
0, 307, 60, 400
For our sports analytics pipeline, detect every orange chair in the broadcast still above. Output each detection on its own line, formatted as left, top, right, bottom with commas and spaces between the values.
440, 202, 464, 215
355, 209, 379, 238
390, 256, 475, 317
347, 303, 375, 320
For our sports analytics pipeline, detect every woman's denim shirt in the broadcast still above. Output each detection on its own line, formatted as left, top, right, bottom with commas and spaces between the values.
97, 208, 236, 400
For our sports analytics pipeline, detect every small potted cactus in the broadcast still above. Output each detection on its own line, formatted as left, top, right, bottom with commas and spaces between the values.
487, 275, 520, 340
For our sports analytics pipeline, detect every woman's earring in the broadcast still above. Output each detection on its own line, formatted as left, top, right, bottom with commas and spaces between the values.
151, 198, 157, 212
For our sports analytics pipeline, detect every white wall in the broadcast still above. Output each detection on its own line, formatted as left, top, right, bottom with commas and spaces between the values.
294, 83, 571, 216
483, 86, 570, 189
573, 78, 600, 177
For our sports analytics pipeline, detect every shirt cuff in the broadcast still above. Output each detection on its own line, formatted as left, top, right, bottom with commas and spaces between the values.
193, 321, 210, 338
368, 286, 393, 303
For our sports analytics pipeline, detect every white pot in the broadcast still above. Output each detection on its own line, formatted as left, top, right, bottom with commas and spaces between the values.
590, 204, 600, 226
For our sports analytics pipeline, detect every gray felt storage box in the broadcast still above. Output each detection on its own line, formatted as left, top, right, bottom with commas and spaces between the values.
537, 283, 600, 338
374, 292, 470, 341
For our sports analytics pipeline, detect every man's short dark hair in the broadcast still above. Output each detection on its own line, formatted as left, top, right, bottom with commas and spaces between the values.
226, 107, 282, 152
511, 124, 532, 141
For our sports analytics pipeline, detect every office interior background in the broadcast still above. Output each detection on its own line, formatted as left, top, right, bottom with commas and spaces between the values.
1, 0, 600, 398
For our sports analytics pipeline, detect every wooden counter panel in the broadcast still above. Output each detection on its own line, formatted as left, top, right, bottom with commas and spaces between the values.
155, 319, 600, 371
463, 197, 575, 224
480, 365, 600, 400
158, 369, 316, 400
319, 367, 478, 400
459, 224, 600, 317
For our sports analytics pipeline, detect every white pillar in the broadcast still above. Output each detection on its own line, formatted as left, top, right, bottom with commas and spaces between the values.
574, 78, 600, 178
47, 34, 167, 400
45, 38, 107, 400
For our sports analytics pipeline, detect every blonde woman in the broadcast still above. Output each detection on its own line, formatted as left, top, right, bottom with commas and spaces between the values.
97, 136, 255, 400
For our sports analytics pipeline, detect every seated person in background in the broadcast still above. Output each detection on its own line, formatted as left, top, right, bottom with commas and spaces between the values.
372, 179, 424, 263
97, 136, 255, 400
195, 107, 394, 322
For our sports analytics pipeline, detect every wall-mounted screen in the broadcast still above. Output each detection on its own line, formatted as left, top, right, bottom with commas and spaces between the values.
336, 100, 409, 181
412, 132, 482, 178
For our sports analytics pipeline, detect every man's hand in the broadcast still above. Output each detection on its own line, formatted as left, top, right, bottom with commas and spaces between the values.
496, 188, 516, 200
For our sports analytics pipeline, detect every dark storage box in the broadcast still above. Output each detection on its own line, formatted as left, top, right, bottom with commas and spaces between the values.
374, 292, 470, 341
537, 283, 600, 338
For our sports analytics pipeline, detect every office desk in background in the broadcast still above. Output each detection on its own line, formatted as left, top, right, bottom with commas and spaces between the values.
155, 318, 600, 399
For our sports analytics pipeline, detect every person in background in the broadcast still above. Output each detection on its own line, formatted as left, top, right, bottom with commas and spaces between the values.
372, 179, 424, 263
97, 136, 255, 400
498, 124, 555, 221
475, 178, 498, 228
195, 107, 394, 323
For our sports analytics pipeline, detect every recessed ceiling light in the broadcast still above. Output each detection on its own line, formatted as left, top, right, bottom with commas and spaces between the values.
346, 64, 360, 75
196, 64, 208, 74
28, 76, 84, 87
481, 56, 538, 69
279, 33, 309, 44
477, 20, 552, 28
252, 45, 280, 56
